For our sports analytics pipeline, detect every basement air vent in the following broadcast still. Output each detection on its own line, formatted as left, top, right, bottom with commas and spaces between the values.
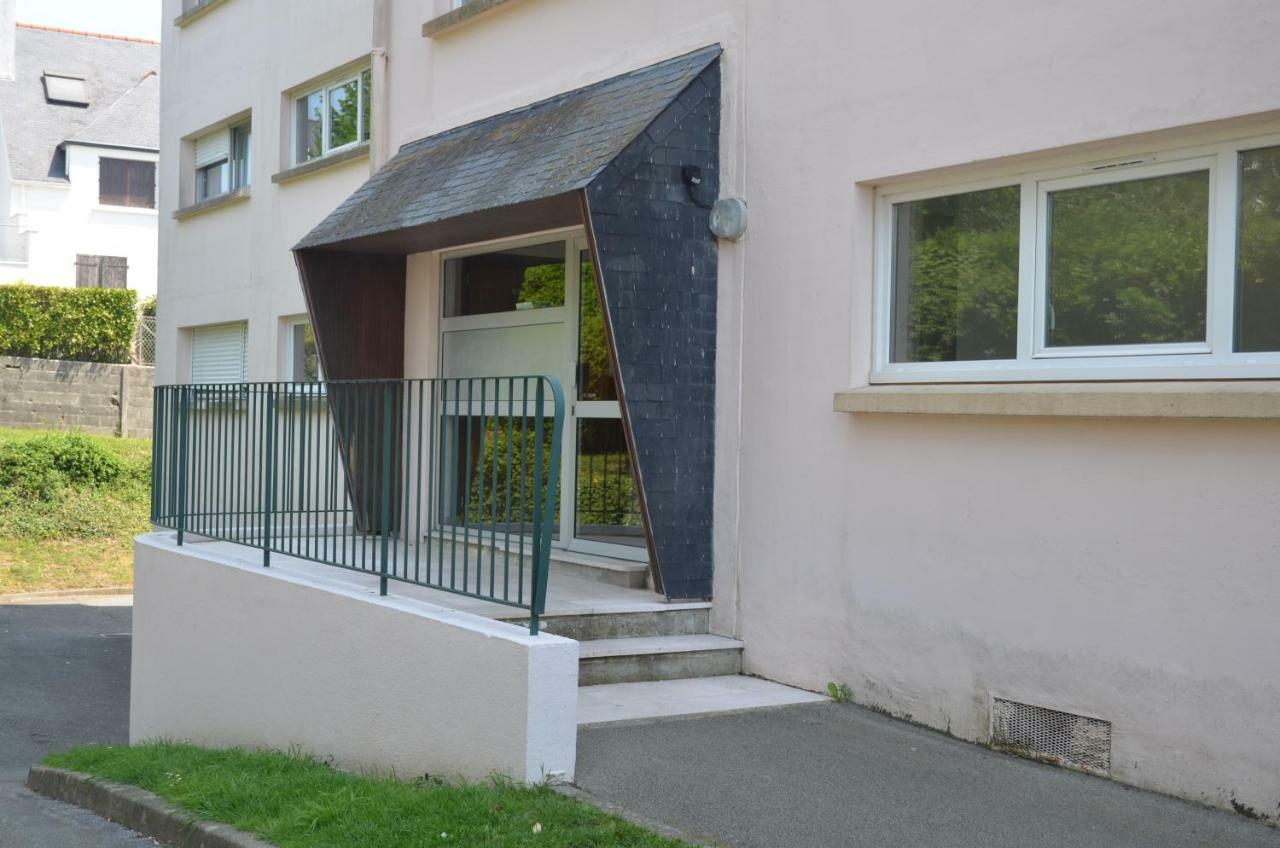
990, 697, 1111, 775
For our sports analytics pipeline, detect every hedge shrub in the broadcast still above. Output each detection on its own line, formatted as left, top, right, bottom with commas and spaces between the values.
0, 284, 138, 363
0, 433, 126, 501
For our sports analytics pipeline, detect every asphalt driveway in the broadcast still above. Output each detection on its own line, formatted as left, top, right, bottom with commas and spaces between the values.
0, 599, 149, 847
576, 702, 1280, 848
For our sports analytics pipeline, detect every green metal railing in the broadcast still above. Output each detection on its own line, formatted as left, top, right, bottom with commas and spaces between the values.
151, 376, 565, 634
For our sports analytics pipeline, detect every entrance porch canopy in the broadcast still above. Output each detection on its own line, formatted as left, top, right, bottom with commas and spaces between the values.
294, 45, 722, 600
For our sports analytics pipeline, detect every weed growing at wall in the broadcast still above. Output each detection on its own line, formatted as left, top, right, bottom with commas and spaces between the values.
0, 284, 138, 363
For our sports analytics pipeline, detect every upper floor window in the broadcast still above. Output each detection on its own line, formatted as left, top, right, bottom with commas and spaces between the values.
195, 121, 251, 202
99, 158, 155, 209
294, 69, 371, 165
874, 134, 1280, 382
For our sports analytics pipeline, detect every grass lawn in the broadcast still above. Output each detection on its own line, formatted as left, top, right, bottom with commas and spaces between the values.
0, 427, 150, 594
46, 743, 689, 848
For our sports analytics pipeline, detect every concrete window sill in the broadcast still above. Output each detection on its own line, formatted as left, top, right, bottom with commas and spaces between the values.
173, 187, 250, 221
173, 0, 232, 27
833, 382, 1280, 420
422, 0, 526, 38
272, 143, 369, 185
94, 205, 158, 216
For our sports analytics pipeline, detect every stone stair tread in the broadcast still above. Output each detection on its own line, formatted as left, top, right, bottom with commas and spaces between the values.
550, 550, 649, 573
578, 634, 743, 659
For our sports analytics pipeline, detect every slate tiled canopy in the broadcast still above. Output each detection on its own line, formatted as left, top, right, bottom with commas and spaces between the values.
295, 45, 722, 599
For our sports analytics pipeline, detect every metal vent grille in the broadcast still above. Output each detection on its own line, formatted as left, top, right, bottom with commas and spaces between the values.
991, 697, 1111, 774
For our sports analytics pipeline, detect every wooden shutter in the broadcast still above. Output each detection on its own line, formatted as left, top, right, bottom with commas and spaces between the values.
75, 255, 128, 288
101, 257, 128, 289
99, 158, 156, 209
75, 254, 100, 288
99, 159, 127, 206
191, 322, 247, 384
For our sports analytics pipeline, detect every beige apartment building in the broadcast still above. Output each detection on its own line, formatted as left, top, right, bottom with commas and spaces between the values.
149, 0, 1280, 818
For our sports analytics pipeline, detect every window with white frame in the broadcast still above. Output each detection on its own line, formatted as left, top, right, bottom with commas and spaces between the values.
190, 322, 247, 384
874, 135, 1280, 382
285, 318, 321, 382
194, 121, 251, 203
293, 69, 371, 165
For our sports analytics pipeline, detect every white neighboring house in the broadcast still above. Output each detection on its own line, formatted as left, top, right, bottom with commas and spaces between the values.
0, 11, 159, 298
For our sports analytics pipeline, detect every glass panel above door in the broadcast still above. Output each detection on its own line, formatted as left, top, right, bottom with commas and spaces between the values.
443, 242, 567, 318
577, 250, 617, 401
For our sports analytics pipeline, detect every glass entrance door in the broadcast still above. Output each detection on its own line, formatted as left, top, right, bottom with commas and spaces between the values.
438, 233, 646, 561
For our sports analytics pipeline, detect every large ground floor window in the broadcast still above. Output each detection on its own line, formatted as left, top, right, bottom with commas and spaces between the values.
874, 130, 1280, 382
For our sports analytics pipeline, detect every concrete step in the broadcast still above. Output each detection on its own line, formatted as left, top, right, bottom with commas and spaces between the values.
430, 534, 650, 589
549, 549, 650, 590
534, 605, 710, 640
578, 634, 744, 686
578, 675, 828, 726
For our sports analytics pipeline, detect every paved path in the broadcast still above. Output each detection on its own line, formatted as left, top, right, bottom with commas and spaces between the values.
576, 702, 1280, 848
0, 600, 149, 847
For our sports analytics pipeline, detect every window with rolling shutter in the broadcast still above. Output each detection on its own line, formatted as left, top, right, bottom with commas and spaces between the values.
75, 254, 128, 289
99, 158, 156, 209
191, 322, 248, 384
193, 122, 251, 202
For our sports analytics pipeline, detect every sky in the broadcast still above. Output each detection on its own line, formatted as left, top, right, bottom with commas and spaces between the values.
16, 0, 162, 42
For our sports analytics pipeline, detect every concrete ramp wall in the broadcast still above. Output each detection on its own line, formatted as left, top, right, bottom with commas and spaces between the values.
130, 534, 578, 782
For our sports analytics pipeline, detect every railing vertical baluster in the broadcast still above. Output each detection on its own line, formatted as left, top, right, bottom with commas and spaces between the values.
150, 387, 160, 523
393, 381, 404, 580
529, 380, 545, 634
503, 377, 515, 601
414, 380, 424, 583
518, 378, 529, 605
462, 377, 474, 594
477, 377, 488, 595
427, 380, 439, 585
448, 379, 459, 590
363, 384, 373, 578
263, 383, 276, 567
488, 379, 499, 598
379, 384, 392, 596
176, 387, 189, 546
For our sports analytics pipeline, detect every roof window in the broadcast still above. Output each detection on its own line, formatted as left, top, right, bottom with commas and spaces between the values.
43, 73, 88, 106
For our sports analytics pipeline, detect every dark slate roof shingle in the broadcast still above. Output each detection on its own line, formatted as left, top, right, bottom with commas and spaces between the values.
0, 25, 159, 182
67, 71, 159, 150
297, 45, 721, 250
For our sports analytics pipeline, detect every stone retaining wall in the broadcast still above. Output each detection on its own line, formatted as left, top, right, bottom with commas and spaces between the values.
0, 356, 154, 437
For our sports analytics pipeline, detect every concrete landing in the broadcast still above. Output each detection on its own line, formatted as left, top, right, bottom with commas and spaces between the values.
577, 674, 826, 726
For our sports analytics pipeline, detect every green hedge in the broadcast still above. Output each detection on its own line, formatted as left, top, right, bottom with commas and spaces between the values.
0, 284, 138, 363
